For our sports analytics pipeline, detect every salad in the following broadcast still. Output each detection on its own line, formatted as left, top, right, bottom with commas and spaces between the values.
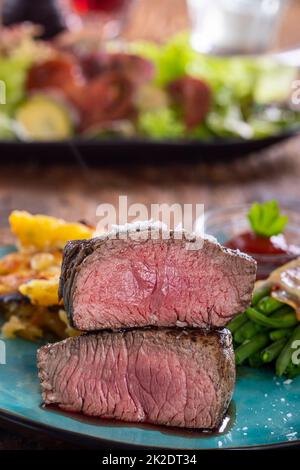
0, 27, 299, 142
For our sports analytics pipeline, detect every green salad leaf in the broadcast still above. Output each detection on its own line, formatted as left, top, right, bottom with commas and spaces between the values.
131, 34, 298, 140
0, 113, 17, 139
0, 55, 31, 115
131, 34, 195, 87
0, 29, 44, 123
138, 108, 185, 139
254, 61, 297, 104
0, 36, 36, 116
248, 201, 288, 237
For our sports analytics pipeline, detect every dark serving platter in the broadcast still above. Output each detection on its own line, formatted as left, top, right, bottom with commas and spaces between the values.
0, 130, 297, 165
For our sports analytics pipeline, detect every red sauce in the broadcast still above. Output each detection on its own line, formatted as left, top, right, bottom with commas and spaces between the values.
225, 231, 300, 279
225, 231, 293, 255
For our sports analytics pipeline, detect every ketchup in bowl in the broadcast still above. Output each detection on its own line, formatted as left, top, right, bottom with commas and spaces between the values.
205, 202, 300, 280
225, 232, 299, 255
225, 231, 300, 279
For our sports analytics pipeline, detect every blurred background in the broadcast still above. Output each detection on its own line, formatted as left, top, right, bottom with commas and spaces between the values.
0, 1, 299, 231
1, 0, 299, 45
1, 0, 297, 46
0, 1, 299, 224
125, 0, 300, 49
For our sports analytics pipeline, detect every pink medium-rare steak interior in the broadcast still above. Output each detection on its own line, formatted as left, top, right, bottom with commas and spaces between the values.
37, 328, 235, 429
60, 232, 256, 330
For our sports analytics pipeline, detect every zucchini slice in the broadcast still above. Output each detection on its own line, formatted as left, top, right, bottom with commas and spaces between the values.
16, 95, 73, 141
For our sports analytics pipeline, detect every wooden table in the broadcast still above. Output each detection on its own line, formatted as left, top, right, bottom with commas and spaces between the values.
1, 137, 300, 239
1, 0, 300, 450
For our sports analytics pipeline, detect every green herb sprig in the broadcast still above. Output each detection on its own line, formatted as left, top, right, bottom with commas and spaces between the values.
247, 200, 288, 237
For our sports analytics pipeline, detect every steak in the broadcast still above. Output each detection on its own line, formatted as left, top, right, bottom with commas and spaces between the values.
37, 328, 235, 429
59, 229, 256, 330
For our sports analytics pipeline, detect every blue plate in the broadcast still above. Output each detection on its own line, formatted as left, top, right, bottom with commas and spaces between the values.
0, 246, 299, 449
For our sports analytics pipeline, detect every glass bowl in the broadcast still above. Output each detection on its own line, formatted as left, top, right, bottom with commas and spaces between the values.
204, 204, 300, 279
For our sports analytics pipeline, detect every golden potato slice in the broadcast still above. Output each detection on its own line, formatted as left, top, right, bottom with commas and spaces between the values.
19, 278, 60, 306
9, 210, 94, 252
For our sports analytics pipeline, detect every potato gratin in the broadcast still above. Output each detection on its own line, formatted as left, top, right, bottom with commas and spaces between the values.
0, 211, 94, 341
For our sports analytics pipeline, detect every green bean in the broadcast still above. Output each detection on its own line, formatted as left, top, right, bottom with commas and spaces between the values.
261, 338, 288, 363
240, 300, 286, 342
269, 313, 298, 328
235, 333, 270, 365
269, 328, 293, 342
234, 330, 244, 344
257, 296, 283, 315
252, 285, 271, 306
234, 321, 263, 343
276, 325, 300, 377
248, 351, 264, 368
270, 305, 294, 318
246, 307, 298, 329
227, 313, 247, 334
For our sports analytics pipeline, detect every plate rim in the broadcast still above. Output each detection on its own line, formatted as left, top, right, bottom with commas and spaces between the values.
0, 407, 299, 450
0, 127, 298, 147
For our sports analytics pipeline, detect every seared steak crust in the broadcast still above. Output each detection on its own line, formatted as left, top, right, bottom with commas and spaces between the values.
37, 327, 235, 429
59, 229, 256, 330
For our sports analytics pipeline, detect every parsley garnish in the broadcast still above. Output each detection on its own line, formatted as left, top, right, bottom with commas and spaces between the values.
248, 201, 288, 237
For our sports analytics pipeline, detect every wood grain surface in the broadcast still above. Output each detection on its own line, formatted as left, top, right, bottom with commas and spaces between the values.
1, 137, 300, 245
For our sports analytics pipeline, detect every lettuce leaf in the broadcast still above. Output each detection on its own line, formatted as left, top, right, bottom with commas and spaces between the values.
138, 108, 185, 139
254, 61, 297, 104
0, 55, 32, 115
132, 35, 298, 140
0, 31, 39, 117
0, 113, 17, 139
131, 34, 195, 86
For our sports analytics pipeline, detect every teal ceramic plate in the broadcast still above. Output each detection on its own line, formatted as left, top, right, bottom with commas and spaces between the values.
0, 246, 299, 449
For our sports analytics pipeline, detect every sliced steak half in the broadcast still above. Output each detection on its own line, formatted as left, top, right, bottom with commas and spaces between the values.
37, 328, 235, 429
59, 229, 256, 330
